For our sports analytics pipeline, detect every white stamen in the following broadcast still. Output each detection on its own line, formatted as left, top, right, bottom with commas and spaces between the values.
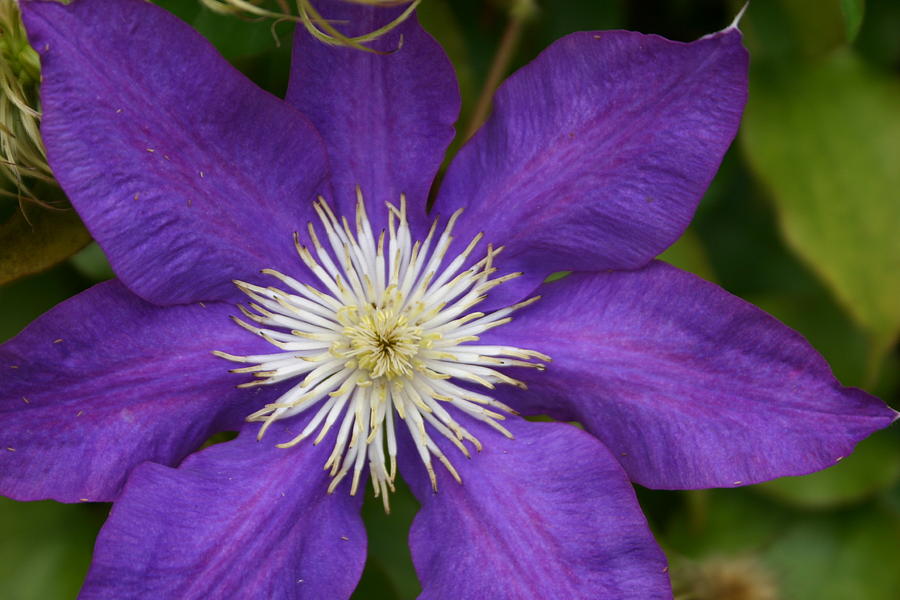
216, 189, 547, 511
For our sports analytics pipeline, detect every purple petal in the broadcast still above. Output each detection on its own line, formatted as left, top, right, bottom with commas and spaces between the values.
286, 0, 459, 233
400, 418, 671, 599
435, 29, 747, 304
0, 280, 267, 502
23, 0, 328, 305
483, 262, 898, 489
80, 420, 365, 599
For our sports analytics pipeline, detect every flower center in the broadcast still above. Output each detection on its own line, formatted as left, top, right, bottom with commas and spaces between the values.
215, 189, 548, 511
338, 306, 424, 379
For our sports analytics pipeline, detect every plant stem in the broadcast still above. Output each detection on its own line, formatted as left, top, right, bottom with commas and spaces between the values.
463, 0, 536, 140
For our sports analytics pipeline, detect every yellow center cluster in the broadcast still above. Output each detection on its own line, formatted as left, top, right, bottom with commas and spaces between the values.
336, 305, 426, 379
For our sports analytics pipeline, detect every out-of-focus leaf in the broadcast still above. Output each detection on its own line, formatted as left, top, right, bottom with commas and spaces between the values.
151, 1, 279, 59
742, 51, 900, 356
854, 0, 900, 69
755, 428, 900, 509
0, 204, 91, 285
743, 0, 847, 60
664, 490, 790, 555
840, 0, 865, 42
192, 8, 282, 61
532, 0, 622, 49
418, 0, 475, 163
748, 292, 871, 386
659, 229, 716, 281
764, 505, 900, 599
350, 557, 398, 600
0, 498, 105, 600
780, 0, 848, 55
150, 0, 200, 23
663, 489, 900, 600
355, 481, 420, 599
69, 242, 115, 283
419, 0, 473, 98
692, 154, 817, 298
151, 1, 292, 96
0, 263, 89, 342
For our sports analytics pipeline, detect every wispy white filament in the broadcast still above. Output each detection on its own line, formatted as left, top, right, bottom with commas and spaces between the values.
216, 189, 548, 511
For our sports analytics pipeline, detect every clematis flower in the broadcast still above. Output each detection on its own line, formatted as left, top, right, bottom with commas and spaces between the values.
2, 0, 896, 598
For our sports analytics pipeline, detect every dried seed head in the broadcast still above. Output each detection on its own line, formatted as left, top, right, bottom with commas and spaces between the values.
673, 556, 780, 600
0, 0, 56, 204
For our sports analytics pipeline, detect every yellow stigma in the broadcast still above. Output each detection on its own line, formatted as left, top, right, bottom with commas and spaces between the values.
339, 306, 424, 379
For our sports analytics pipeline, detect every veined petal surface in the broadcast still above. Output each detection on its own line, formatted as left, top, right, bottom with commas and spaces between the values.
23, 0, 328, 305
80, 420, 366, 600
482, 263, 898, 489
287, 0, 459, 235
0, 280, 268, 502
401, 418, 672, 599
435, 29, 747, 305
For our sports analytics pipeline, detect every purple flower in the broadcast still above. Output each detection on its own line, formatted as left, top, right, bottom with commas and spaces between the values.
2, 0, 896, 598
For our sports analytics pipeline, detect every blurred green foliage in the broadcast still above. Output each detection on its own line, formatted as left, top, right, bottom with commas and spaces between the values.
743, 24, 900, 362
0, 498, 105, 599
1, 1, 898, 598
0, 196, 90, 286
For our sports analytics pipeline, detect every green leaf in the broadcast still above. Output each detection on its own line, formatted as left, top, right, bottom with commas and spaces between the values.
741, 51, 900, 356
743, 0, 848, 60
192, 8, 283, 61
840, 0, 865, 42
418, 0, 475, 160
780, 0, 848, 56
663, 490, 791, 555
69, 242, 115, 282
350, 558, 399, 600
747, 291, 872, 386
0, 263, 89, 342
663, 490, 900, 600
150, 0, 200, 23
764, 505, 900, 600
755, 428, 900, 509
0, 203, 91, 285
659, 229, 716, 281
0, 498, 105, 599
355, 481, 421, 599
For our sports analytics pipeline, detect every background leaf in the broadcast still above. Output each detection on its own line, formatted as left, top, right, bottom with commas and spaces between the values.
659, 229, 716, 282
0, 498, 105, 600
841, 0, 865, 42
742, 50, 900, 357
755, 428, 900, 509
664, 488, 900, 600
351, 481, 421, 599
69, 242, 115, 283
0, 202, 91, 286
764, 505, 900, 599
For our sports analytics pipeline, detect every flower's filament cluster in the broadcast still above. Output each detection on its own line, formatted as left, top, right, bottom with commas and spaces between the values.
215, 189, 548, 511
339, 306, 424, 378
